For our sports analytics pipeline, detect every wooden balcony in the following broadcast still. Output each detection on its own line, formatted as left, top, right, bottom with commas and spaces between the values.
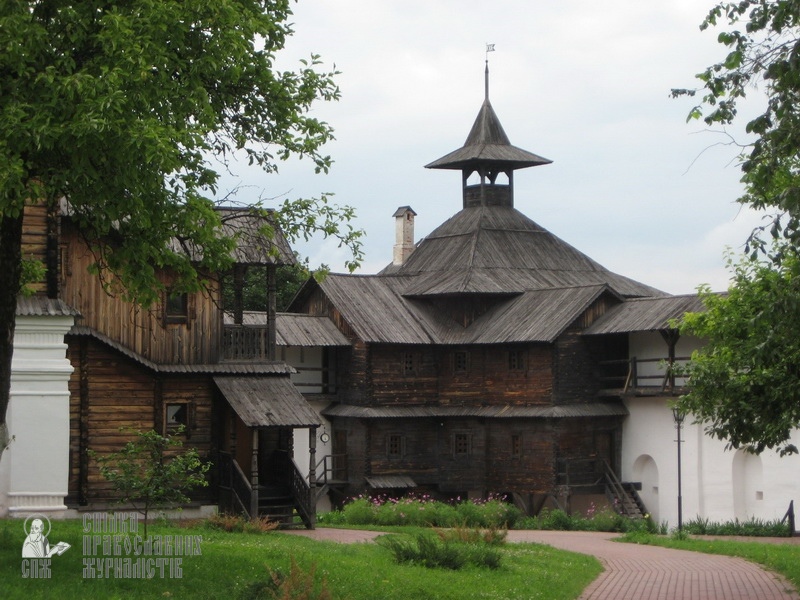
222, 325, 272, 361
598, 356, 691, 396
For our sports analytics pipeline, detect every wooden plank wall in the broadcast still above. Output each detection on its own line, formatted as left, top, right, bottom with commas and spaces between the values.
368, 344, 553, 406
60, 222, 222, 364
67, 336, 215, 504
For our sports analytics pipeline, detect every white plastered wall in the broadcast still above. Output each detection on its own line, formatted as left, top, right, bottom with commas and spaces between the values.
621, 331, 800, 529
0, 314, 74, 518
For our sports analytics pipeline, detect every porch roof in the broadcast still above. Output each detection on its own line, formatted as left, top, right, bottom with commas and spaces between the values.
365, 475, 417, 489
214, 376, 321, 428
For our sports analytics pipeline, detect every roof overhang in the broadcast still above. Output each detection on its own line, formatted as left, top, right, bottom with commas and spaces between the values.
214, 376, 320, 428
322, 402, 628, 419
365, 475, 417, 489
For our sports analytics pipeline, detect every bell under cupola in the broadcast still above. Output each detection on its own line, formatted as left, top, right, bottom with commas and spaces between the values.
425, 61, 552, 209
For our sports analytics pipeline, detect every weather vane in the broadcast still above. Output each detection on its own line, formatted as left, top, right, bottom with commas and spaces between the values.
485, 44, 495, 99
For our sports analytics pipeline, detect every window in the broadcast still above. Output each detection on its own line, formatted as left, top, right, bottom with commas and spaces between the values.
511, 434, 522, 457
165, 403, 189, 433
387, 434, 405, 459
508, 349, 524, 371
403, 352, 416, 376
165, 291, 188, 324
453, 432, 471, 456
453, 351, 469, 374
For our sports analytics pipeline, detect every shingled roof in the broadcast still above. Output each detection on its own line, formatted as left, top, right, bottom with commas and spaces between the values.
584, 294, 709, 334
301, 277, 624, 345
425, 98, 551, 171
290, 72, 665, 347
382, 205, 662, 298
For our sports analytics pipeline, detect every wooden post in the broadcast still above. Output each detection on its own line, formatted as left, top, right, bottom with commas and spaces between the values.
267, 263, 277, 361
250, 429, 259, 518
309, 427, 317, 488
233, 265, 245, 325
660, 330, 679, 391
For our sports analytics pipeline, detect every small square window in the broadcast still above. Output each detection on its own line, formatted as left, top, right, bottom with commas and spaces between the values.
508, 350, 524, 371
511, 434, 521, 457
165, 291, 188, 324
453, 351, 468, 373
387, 434, 405, 458
403, 352, 416, 375
453, 433, 470, 455
165, 403, 188, 433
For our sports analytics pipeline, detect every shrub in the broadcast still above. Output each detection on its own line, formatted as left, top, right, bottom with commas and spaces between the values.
331, 493, 522, 528
205, 513, 278, 534
240, 558, 332, 600
435, 525, 507, 546
378, 533, 502, 570
682, 516, 791, 537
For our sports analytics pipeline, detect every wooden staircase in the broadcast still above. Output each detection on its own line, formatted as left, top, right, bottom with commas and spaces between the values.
603, 461, 647, 519
218, 451, 315, 529
257, 484, 307, 528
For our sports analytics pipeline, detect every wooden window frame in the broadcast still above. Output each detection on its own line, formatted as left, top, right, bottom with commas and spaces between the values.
164, 401, 193, 436
511, 434, 522, 458
164, 290, 189, 325
453, 351, 469, 374
386, 433, 406, 459
403, 351, 416, 376
452, 432, 471, 456
508, 349, 525, 371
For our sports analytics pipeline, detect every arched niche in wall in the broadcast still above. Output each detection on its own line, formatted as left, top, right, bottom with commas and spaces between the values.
632, 454, 660, 524
732, 449, 763, 521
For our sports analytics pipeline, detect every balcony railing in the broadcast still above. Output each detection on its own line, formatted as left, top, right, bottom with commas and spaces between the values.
598, 356, 691, 393
223, 325, 271, 361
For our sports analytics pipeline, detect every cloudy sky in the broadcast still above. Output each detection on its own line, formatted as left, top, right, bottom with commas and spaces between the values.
217, 0, 768, 295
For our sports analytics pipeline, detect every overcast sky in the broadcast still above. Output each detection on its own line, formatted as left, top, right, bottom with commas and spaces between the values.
216, 0, 768, 295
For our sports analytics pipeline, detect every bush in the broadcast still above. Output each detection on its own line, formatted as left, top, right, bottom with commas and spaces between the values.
378, 533, 502, 570
682, 516, 791, 537
330, 493, 522, 528
240, 558, 332, 600
435, 525, 507, 546
205, 513, 279, 534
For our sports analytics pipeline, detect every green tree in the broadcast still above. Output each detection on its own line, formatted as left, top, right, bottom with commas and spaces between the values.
0, 2, 363, 456
680, 255, 800, 455
673, 1, 800, 453
92, 427, 211, 536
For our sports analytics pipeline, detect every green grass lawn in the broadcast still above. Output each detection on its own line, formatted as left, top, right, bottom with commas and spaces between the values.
1, 519, 602, 600
621, 533, 800, 591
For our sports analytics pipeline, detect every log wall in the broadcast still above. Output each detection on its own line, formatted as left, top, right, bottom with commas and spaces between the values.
66, 335, 215, 504
60, 222, 222, 364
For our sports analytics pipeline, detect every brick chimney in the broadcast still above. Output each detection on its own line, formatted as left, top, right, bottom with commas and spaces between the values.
392, 206, 417, 266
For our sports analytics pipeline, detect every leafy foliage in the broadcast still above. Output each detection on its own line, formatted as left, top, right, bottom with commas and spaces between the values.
672, 1, 800, 253
240, 558, 333, 600
328, 493, 523, 529
0, 0, 364, 457
378, 532, 503, 571
682, 515, 792, 536
671, 1, 800, 452
678, 254, 800, 455
91, 427, 210, 536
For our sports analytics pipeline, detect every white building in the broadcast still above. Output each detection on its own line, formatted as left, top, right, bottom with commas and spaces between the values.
0, 297, 77, 518
586, 295, 800, 530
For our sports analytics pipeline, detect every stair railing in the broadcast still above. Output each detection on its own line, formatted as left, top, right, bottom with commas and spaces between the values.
218, 452, 253, 519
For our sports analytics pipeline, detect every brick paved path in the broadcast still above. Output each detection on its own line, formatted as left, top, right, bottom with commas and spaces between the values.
286, 528, 799, 600
507, 531, 798, 600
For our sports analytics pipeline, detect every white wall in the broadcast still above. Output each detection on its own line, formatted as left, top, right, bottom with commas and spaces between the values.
0, 314, 74, 518
622, 331, 800, 529
293, 397, 333, 513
